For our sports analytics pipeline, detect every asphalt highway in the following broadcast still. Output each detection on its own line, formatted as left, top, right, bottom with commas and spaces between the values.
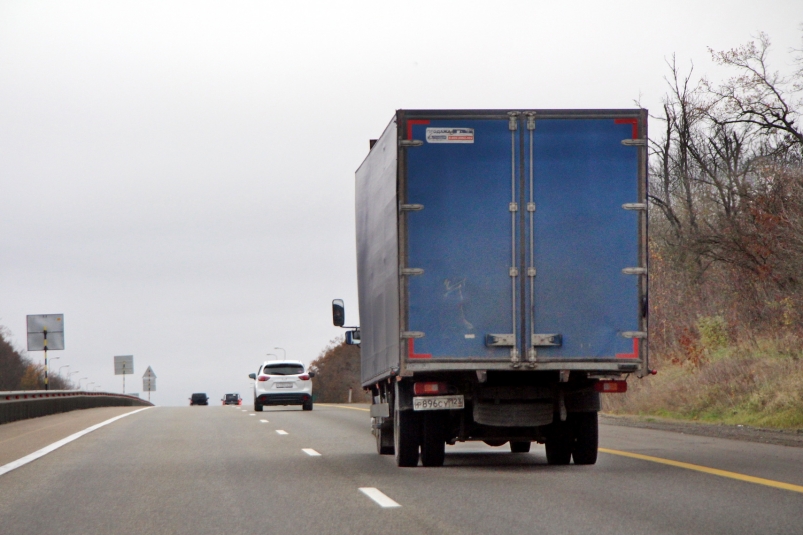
0, 404, 801, 535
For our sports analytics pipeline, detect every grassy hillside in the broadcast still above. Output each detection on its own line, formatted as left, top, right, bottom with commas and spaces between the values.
605, 335, 803, 429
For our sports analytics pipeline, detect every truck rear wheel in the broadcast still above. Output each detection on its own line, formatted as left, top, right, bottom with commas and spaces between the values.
376, 420, 394, 455
420, 412, 445, 467
545, 420, 572, 465
570, 412, 598, 465
394, 406, 420, 467
510, 441, 531, 453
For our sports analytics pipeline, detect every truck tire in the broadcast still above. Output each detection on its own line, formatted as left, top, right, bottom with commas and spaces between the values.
420, 412, 446, 467
510, 441, 531, 453
570, 412, 598, 465
394, 405, 420, 467
376, 420, 394, 455
545, 420, 572, 465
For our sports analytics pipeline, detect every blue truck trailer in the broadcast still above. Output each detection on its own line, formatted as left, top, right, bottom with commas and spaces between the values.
334, 109, 649, 467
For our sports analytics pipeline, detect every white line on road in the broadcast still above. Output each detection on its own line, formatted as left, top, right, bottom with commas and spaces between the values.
276, 430, 288, 435
249, 414, 255, 416
260, 420, 268, 423
302, 449, 321, 456
0, 407, 153, 478
359, 488, 401, 508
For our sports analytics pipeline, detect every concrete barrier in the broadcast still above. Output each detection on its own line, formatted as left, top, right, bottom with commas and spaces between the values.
0, 390, 153, 425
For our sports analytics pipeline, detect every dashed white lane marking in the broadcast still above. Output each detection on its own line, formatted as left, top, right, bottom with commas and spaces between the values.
359, 488, 401, 508
0, 408, 152, 478
241, 410, 247, 412
249, 414, 255, 416
260, 420, 269, 423
276, 430, 288, 435
302, 449, 321, 456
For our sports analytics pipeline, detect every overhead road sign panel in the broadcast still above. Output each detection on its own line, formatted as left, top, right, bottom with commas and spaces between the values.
114, 355, 134, 375
26, 314, 65, 351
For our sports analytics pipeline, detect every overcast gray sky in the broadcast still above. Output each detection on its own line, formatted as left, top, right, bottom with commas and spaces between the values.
1, 1, 800, 405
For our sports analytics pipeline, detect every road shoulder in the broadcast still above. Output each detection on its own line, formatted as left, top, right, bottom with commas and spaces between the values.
601, 412, 803, 448
0, 406, 147, 466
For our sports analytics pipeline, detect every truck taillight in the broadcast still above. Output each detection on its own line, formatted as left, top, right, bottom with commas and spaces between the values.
258, 376, 270, 382
414, 382, 448, 395
595, 380, 627, 393
298, 374, 310, 381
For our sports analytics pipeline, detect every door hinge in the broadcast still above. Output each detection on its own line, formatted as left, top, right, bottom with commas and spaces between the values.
622, 203, 647, 211
400, 139, 424, 147
401, 331, 425, 339
621, 331, 647, 339
622, 267, 647, 275
621, 139, 646, 146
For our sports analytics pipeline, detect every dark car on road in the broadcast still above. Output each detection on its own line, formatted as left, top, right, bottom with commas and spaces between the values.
222, 393, 242, 405
190, 393, 209, 406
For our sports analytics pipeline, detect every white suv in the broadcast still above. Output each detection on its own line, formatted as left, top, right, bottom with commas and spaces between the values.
249, 360, 314, 411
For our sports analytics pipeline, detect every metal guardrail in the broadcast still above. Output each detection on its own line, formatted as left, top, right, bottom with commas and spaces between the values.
0, 390, 153, 425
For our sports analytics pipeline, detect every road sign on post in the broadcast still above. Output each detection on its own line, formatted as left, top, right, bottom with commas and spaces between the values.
142, 366, 156, 401
27, 314, 65, 391
114, 355, 134, 394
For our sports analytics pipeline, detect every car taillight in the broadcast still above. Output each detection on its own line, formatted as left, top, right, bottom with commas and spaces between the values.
413, 382, 448, 395
594, 380, 628, 393
258, 375, 270, 382
298, 374, 310, 381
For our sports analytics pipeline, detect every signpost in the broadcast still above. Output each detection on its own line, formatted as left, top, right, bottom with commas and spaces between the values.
142, 366, 156, 402
114, 355, 134, 394
27, 314, 65, 391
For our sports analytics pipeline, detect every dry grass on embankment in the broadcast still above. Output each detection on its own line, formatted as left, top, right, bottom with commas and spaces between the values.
603, 337, 803, 429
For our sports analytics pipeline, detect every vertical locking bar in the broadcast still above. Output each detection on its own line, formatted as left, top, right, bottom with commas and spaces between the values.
525, 112, 536, 366
508, 112, 520, 366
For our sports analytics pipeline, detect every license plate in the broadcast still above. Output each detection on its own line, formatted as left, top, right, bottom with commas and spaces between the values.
413, 395, 465, 411
275, 382, 293, 389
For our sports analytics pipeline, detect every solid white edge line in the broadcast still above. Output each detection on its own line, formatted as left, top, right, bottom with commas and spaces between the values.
302, 448, 321, 456
359, 487, 401, 508
276, 430, 288, 435
0, 407, 153, 478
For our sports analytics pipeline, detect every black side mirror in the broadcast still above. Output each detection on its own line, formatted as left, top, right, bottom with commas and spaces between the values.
332, 299, 345, 327
345, 329, 361, 345
248, 373, 256, 380
309, 370, 316, 378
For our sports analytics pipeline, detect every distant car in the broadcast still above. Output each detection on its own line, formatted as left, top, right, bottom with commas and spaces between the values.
249, 360, 315, 411
190, 393, 209, 406
222, 393, 243, 405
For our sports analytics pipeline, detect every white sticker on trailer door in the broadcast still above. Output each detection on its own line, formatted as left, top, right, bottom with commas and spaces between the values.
426, 128, 474, 143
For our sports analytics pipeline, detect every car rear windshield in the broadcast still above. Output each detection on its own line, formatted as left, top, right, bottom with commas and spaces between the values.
262, 364, 304, 376
192, 393, 207, 399
225, 394, 238, 400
